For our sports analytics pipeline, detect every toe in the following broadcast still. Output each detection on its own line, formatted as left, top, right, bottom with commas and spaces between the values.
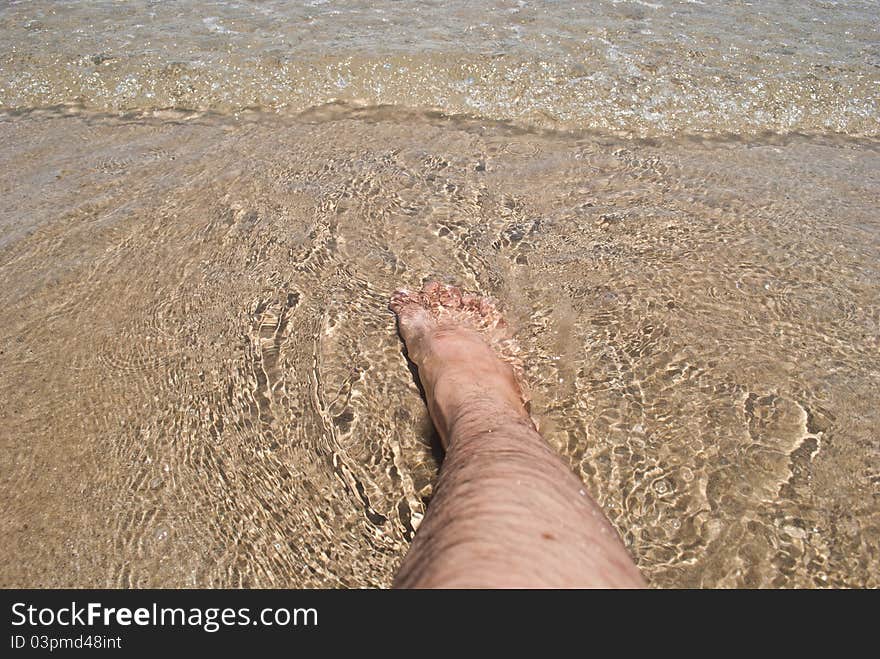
422, 280, 444, 298
478, 297, 498, 316
389, 288, 417, 314
461, 293, 480, 310
441, 284, 463, 308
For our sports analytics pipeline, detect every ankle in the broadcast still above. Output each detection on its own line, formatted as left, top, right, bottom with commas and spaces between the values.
437, 388, 532, 442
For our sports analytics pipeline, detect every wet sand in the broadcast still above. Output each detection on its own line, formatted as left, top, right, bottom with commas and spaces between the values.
1, 105, 877, 587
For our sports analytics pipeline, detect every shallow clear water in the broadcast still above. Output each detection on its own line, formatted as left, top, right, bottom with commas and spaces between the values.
2, 0, 877, 135
0, 1, 878, 588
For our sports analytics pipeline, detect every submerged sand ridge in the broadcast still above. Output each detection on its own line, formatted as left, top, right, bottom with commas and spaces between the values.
0, 106, 878, 587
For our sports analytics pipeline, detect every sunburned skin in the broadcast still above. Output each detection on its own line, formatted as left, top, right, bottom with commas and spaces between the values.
389, 282, 646, 588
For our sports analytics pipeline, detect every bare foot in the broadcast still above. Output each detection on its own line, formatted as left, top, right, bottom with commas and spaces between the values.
389, 281, 647, 588
389, 281, 532, 446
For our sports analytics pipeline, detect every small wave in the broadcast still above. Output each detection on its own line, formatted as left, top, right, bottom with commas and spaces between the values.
1, 51, 877, 138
